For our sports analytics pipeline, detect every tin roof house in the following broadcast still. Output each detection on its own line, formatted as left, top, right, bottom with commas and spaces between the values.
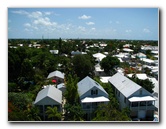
34, 86, 62, 121
108, 72, 156, 121
77, 76, 109, 120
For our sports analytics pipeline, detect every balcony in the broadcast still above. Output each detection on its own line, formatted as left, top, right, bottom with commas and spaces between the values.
130, 101, 155, 111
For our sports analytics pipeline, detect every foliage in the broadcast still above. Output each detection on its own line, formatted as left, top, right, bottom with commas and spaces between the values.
64, 74, 79, 105
8, 92, 31, 111
64, 103, 85, 121
72, 54, 94, 80
45, 106, 61, 121
92, 103, 131, 121
100, 55, 120, 74
129, 76, 154, 93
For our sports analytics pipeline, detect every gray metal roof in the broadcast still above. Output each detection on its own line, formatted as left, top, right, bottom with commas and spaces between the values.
77, 76, 108, 97
108, 72, 141, 98
47, 70, 64, 79
34, 86, 62, 105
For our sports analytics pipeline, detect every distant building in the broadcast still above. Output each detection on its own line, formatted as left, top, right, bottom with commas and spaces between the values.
50, 50, 59, 55
92, 53, 106, 63
47, 70, 65, 84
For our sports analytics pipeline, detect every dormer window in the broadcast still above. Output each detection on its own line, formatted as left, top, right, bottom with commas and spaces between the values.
91, 89, 98, 95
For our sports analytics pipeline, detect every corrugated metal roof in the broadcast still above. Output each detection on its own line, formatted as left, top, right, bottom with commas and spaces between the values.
47, 70, 64, 79
34, 86, 62, 105
77, 76, 108, 97
109, 72, 141, 98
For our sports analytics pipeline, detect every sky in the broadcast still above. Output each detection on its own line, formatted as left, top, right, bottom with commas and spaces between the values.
8, 8, 158, 40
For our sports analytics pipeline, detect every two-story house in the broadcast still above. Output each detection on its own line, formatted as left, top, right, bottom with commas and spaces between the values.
34, 86, 62, 121
108, 72, 156, 121
77, 76, 109, 120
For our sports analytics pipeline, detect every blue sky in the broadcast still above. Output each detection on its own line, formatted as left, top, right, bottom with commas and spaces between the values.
8, 8, 158, 40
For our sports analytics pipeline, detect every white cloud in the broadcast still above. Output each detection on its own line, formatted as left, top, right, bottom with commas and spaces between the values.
78, 26, 86, 31
143, 28, 150, 33
91, 27, 96, 31
125, 29, 132, 33
44, 12, 52, 15
11, 10, 29, 15
24, 23, 31, 27
28, 11, 43, 19
86, 22, 95, 25
78, 15, 91, 20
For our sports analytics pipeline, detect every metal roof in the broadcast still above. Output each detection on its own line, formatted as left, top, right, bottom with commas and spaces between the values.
129, 96, 156, 102
77, 76, 108, 97
34, 86, 62, 105
109, 72, 141, 98
81, 96, 109, 103
47, 70, 64, 79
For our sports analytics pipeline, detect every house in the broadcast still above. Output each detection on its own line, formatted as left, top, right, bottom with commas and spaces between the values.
92, 53, 106, 63
77, 76, 109, 120
94, 63, 106, 76
135, 52, 147, 59
127, 73, 148, 80
108, 72, 156, 120
34, 85, 62, 121
57, 83, 66, 95
49, 50, 59, 55
47, 70, 64, 84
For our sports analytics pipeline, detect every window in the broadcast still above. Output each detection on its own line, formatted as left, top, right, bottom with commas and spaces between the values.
132, 102, 138, 107
140, 101, 146, 106
91, 89, 98, 95
91, 90, 93, 95
96, 90, 98, 95
124, 97, 127, 103
147, 101, 153, 106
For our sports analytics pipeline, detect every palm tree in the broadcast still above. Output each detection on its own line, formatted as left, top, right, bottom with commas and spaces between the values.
45, 106, 61, 121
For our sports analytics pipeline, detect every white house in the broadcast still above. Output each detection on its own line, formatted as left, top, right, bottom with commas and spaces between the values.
77, 76, 109, 120
34, 86, 62, 121
108, 72, 156, 121
47, 70, 65, 84
92, 53, 106, 63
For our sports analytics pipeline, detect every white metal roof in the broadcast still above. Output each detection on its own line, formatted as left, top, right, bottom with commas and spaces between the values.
129, 96, 156, 102
142, 58, 155, 63
123, 48, 133, 52
34, 85, 62, 105
77, 76, 108, 97
92, 53, 106, 61
127, 73, 148, 80
81, 96, 109, 103
100, 76, 111, 83
109, 72, 141, 98
47, 70, 64, 79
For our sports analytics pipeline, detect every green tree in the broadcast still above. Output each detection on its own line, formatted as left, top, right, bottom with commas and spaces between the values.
72, 55, 94, 80
130, 76, 154, 93
100, 56, 120, 74
64, 103, 85, 121
24, 106, 41, 121
45, 106, 61, 121
64, 74, 79, 105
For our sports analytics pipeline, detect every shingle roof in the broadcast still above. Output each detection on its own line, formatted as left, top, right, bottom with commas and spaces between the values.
47, 70, 64, 79
34, 86, 62, 105
77, 76, 108, 97
109, 72, 141, 98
